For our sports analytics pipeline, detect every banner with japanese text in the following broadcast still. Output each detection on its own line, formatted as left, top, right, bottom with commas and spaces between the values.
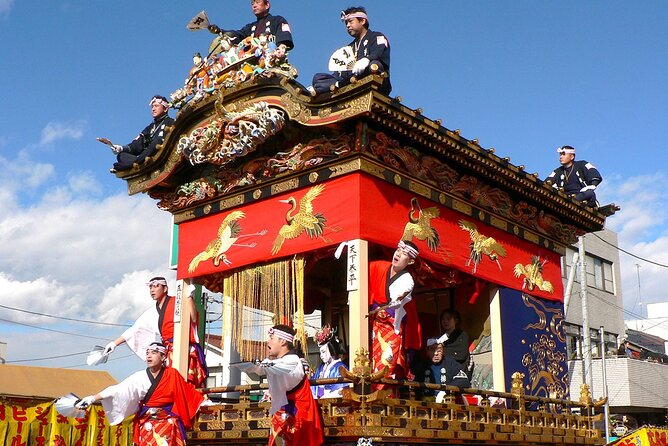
0, 400, 133, 446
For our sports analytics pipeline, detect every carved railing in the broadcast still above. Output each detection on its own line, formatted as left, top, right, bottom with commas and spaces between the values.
191, 373, 603, 445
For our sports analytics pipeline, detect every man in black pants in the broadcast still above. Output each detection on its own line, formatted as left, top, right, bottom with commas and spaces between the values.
311, 6, 391, 95
99, 95, 174, 171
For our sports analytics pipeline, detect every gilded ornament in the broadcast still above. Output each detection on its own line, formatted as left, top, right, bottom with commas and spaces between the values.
514, 256, 554, 293
458, 220, 507, 272
203, 204, 211, 215
271, 184, 328, 255
402, 197, 441, 252
308, 172, 319, 183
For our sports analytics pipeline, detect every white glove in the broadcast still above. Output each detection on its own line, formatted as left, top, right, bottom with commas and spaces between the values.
352, 57, 370, 76
186, 283, 196, 297
103, 341, 116, 355
579, 185, 596, 192
75, 395, 96, 409
111, 144, 123, 155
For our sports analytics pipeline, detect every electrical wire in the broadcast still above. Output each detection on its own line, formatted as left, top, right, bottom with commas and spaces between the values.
5, 351, 90, 363
0, 303, 131, 327
591, 232, 668, 269
0, 316, 112, 341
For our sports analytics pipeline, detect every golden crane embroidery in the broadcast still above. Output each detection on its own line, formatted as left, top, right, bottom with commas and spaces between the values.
458, 219, 506, 273
514, 256, 554, 293
188, 210, 266, 272
271, 184, 327, 255
401, 197, 441, 252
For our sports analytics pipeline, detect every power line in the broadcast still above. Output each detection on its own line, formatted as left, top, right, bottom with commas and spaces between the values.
0, 317, 112, 341
591, 232, 668, 269
0, 303, 131, 327
5, 351, 90, 363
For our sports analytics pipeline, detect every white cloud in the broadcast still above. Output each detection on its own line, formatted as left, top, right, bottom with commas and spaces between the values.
0, 151, 55, 194
602, 172, 668, 315
0, 0, 13, 16
40, 120, 87, 146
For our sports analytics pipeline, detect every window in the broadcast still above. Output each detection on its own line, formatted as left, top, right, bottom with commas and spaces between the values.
568, 253, 615, 294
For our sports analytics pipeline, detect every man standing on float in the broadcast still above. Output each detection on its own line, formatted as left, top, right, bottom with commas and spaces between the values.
368, 240, 422, 392
102, 277, 208, 388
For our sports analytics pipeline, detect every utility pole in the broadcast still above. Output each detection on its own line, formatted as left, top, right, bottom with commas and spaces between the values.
600, 326, 611, 443
578, 236, 593, 391
636, 264, 643, 319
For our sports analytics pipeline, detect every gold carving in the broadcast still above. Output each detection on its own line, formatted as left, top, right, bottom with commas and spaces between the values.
490, 216, 506, 230
203, 204, 211, 215
393, 174, 402, 185
330, 159, 361, 177
525, 231, 539, 244
439, 193, 446, 205
308, 172, 319, 183
452, 199, 472, 215
271, 178, 299, 195
408, 180, 430, 198
220, 194, 244, 210
253, 189, 262, 200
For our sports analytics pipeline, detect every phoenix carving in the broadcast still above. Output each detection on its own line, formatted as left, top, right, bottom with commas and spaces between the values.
188, 210, 266, 273
514, 256, 554, 293
401, 197, 440, 252
458, 220, 506, 272
271, 184, 327, 255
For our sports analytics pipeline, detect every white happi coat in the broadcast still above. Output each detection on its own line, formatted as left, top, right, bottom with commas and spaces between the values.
98, 369, 152, 425
239, 353, 305, 414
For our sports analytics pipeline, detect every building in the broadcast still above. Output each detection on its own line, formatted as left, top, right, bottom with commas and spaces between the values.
564, 229, 668, 427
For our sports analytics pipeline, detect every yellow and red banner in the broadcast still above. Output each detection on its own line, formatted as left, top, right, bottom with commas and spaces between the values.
0, 400, 133, 446
178, 173, 563, 301
612, 427, 668, 446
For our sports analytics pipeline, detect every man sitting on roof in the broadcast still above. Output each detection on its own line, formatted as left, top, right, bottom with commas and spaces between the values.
98, 95, 174, 172
545, 145, 602, 207
311, 6, 391, 96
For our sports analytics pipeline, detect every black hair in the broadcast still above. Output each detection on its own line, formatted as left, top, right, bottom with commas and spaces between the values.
440, 308, 461, 324
149, 276, 166, 282
344, 6, 369, 28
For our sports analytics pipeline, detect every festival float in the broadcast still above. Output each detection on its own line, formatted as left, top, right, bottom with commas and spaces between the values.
110, 12, 618, 446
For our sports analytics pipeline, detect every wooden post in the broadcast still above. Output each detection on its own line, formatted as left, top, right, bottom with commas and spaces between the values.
346, 239, 369, 360
171, 279, 191, 379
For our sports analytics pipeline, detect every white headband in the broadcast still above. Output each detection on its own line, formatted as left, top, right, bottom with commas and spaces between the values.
146, 279, 168, 287
557, 146, 575, 154
398, 240, 419, 259
341, 11, 368, 22
426, 338, 440, 347
149, 97, 169, 109
268, 327, 294, 343
147, 343, 167, 354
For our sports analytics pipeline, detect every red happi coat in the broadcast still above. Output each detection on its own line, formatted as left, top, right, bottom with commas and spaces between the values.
269, 376, 324, 446
369, 261, 422, 383
134, 366, 204, 446
159, 295, 209, 388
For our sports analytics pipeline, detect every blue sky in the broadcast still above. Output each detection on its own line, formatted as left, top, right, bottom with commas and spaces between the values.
1, 1, 668, 380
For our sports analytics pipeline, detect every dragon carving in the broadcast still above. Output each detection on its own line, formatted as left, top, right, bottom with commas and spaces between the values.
178, 101, 285, 166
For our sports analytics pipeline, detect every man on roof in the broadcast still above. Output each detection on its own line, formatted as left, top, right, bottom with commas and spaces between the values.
545, 145, 602, 206
311, 6, 391, 95
209, 0, 293, 59
98, 95, 174, 172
